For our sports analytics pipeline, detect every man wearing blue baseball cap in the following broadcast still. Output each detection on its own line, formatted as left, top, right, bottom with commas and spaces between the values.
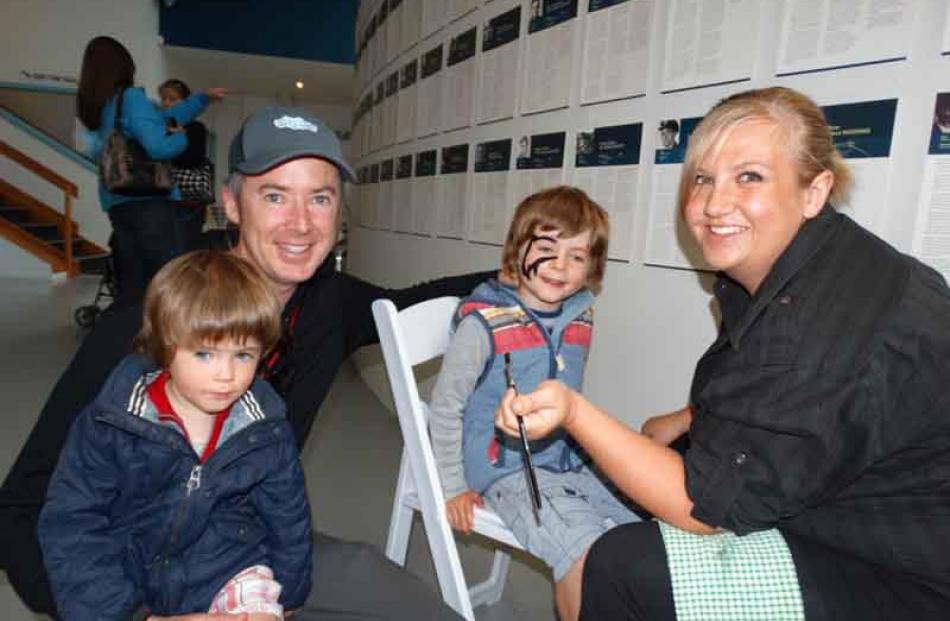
0, 106, 490, 619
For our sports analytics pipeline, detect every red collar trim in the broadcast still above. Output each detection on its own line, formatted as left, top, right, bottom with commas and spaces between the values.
146, 371, 232, 463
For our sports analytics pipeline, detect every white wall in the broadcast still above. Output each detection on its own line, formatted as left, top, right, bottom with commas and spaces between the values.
0, 90, 76, 146
346, 0, 950, 429
1, 0, 166, 93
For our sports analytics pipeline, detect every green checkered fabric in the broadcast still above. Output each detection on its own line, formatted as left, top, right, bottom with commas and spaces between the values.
658, 521, 805, 620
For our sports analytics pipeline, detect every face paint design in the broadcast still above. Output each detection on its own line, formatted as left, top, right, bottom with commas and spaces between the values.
521, 234, 558, 279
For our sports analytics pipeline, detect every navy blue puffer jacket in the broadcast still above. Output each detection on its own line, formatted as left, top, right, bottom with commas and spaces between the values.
38, 354, 312, 620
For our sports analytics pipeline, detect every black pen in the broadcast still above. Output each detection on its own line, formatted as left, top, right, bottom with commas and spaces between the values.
504, 352, 543, 519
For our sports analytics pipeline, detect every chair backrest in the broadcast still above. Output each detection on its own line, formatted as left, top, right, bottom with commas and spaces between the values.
372, 296, 460, 505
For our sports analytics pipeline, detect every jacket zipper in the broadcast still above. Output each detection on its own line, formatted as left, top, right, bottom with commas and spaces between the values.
185, 464, 202, 496
166, 464, 200, 551
155, 461, 199, 610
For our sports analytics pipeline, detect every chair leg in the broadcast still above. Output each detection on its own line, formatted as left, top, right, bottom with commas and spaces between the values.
385, 455, 414, 565
468, 549, 511, 607
419, 508, 477, 621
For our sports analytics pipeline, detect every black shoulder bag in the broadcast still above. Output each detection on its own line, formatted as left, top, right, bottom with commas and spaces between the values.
99, 88, 174, 196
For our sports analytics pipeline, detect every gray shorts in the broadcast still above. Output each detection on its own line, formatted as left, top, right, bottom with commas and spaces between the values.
484, 466, 640, 581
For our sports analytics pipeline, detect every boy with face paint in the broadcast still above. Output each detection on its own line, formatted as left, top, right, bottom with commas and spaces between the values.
429, 186, 639, 621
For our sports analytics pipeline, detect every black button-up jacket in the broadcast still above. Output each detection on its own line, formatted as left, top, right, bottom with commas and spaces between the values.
685, 206, 950, 614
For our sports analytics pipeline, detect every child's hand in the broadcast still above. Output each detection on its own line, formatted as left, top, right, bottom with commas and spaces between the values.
641, 406, 692, 446
204, 87, 228, 101
147, 614, 248, 620
445, 491, 484, 534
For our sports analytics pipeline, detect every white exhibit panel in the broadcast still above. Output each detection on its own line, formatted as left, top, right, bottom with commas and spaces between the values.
352, 167, 365, 228
369, 163, 382, 228
392, 154, 415, 233
477, 4, 522, 123
522, 0, 579, 114
396, 58, 419, 144
777, 0, 916, 76
436, 143, 470, 238
387, 0, 404, 62
443, 27, 478, 132
644, 116, 708, 270
366, 90, 376, 156
514, 130, 567, 202
402, 0, 422, 52
355, 17, 371, 87
913, 92, 950, 281
371, 80, 386, 151
581, 0, 654, 105
422, 0, 449, 38
357, 166, 369, 228
822, 99, 898, 236
915, 158, 950, 280
354, 91, 374, 159
416, 43, 445, 138
351, 105, 363, 159
450, 0, 480, 23
354, 36, 365, 91
944, 5, 950, 54
377, 158, 395, 230
411, 148, 439, 234
368, 12, 382, 79
354, 3, 369, 90
660, 0, 761, 93
373, 1, 390, 73
572, 122, 643, 260
357, 163, 380, 228
470, 138, 515, 244
382, 71, 400, 147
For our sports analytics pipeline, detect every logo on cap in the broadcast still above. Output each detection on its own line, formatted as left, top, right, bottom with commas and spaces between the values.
273, 116, 320, 133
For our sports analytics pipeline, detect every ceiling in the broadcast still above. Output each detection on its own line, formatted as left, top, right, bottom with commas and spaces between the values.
159, 0, 357, 65
162, 45, 354, 106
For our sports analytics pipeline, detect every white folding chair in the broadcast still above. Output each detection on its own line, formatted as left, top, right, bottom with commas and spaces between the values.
372, 297, 526, 621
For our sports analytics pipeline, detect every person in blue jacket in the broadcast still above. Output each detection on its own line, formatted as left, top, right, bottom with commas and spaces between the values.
39, 250, 312, 620
76, 36, 225, 303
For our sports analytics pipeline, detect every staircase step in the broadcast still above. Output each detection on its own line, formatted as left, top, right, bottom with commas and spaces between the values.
77, 253, 111, 275
21, 222, 60, 241
47, 238, 83, 251
73, 244, 109, 258
0, 205, 32, 225
0, 184, 108, 277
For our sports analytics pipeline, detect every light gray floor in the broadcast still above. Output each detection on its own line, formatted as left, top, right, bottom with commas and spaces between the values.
0, 275, 557, 621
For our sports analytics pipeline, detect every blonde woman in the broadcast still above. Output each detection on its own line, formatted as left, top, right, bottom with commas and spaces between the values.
497, 87, 950, 620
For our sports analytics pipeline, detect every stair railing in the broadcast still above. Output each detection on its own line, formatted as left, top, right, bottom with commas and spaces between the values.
0, 139, 79, 275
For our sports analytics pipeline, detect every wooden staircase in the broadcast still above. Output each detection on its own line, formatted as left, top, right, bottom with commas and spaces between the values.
0, 139, 107, 276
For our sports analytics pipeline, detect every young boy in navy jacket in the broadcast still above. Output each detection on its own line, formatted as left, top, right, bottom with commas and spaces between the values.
39, 250, 312, 621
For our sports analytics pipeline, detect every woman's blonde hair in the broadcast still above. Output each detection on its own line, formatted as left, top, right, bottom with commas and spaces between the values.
677, 86, 852, 215
134, 250, 282, 367
500, 186, 610, 292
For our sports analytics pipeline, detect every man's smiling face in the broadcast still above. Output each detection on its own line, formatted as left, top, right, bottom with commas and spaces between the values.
224, 157, 341, 304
